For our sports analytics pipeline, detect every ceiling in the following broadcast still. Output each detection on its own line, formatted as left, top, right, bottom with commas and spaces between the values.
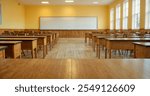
18, 0, 115, 5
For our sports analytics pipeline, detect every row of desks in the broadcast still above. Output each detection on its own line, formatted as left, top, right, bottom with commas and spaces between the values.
0, 32, 59, 59
96, 37, 150, 59
85, 32, 150, 59
0, 59, 150, 79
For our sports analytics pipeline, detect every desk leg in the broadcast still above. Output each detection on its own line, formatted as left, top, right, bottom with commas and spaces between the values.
35, 48, 37, 58
109, 49, 112, 59
31, 50, 35, 58
46, 45, 48, 54
93, 41, 95, 52
85, 36, 87, 43
97, 44, 100, 59
43, 45, 45, 59
99, 46, 101, 59
43, 45, 46, 59
92, 38, 95, 52
92, 38, 94, 50
89, 38, 91, 45
105, 48, 107, 59
96, 44, 98, 57
134, 45, 136, 58
49, 42, 51, 50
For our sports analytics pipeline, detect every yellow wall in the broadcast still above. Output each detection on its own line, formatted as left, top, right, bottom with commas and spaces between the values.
0, 0, 25, 29
109, 0, 146, 29
25, 5, 109, 29
0, 0, 148, 30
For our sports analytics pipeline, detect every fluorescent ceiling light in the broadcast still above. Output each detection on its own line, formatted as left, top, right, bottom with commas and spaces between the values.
41, 1, 49, 4
93, 1, 99, 4
65, 0, 74, 3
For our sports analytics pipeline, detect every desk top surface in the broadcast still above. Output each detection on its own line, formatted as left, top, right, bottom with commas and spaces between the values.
0, 46, 7, 51
0, 41, 22, 44
0, 38, 37, 41
0, 59, 150, 79
92, 34, 103, 36
133, 42, 150, 47
96, 36, 110, 38
0, 36, 47, 38
106, 38, 150, 41
36, 34, 52, 36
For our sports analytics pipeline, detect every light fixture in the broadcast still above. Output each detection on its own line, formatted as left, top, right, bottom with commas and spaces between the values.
65, 0, 74, 3
41, 1, 49, 4
93, 1, 99, 4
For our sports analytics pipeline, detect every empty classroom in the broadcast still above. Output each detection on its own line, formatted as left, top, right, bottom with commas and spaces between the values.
0, 0, 150, 79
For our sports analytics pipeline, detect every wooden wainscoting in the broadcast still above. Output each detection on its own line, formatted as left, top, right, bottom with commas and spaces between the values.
25, 29, 104, 38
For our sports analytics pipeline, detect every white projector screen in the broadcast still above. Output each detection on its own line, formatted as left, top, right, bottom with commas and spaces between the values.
40, 17, 98, 30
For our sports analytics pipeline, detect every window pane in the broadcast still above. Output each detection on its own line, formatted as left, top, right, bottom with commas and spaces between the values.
110, 8, 114, 29
116, 4, 121, 29
123, 0, 128, 29
145, 0, 150, 29
132, 0, 140, 29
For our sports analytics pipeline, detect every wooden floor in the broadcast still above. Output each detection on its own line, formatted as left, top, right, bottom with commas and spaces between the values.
45, 38, 96, 59
20, 38, 133, 59
45, 38, 132, 59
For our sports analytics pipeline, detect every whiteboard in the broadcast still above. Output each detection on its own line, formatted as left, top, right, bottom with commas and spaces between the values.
40, 17, 98, 30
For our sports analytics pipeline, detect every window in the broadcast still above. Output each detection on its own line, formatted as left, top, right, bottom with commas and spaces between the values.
132, 0, 140, 29
116, 4, 121, 29
123, 0, 128, 29
110, 8, 114, 29
145, 0, 150, 29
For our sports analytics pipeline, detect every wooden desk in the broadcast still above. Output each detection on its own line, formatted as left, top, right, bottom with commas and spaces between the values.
85, 32, 90, 43
0, 59, 71, 79
0, 36, 47, 58
36, 34, 53, 50
0, 46, 7, 59
51, 33, 57, 46
0, 59, 150, 79
0, 38, 37, 58
40, 32, 58, 46
92, 34, 104, 51
105, 38, 150, 58
38, 34, 54, 50
85, 32, 92, 44
52, 32, 58, 44
133, 42, 150, 58
71, 59, 150, 79
96, 36, 110, 58
0, 41, 22, 58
